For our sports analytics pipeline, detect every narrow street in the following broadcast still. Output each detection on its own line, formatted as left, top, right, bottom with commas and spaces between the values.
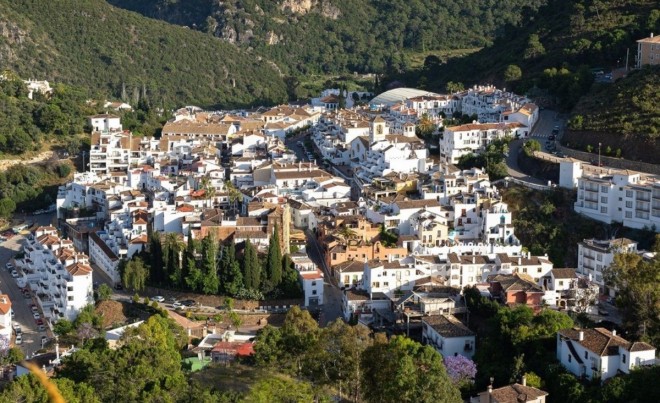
305, 231, 343, 327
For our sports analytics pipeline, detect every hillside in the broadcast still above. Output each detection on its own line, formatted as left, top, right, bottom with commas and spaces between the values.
0, 0, 287, 107
394, 0, 659, 109
563, 66, 660, 164
107, 0, 547, 76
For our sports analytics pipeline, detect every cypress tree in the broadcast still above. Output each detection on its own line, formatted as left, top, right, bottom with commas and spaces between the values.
243, 238, 261, 290
200, 235, 219, 294
266, 225, 283, 286
182, 234, 196, 288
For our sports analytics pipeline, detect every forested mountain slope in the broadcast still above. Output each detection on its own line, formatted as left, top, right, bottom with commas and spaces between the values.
107, 0, 548, 75
0, 0, 287, 107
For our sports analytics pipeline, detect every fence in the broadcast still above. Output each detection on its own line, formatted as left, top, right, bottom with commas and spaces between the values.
503, 177, 553, 191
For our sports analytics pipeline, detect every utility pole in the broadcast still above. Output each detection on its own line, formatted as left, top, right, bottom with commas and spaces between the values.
625, 48, 630, 72
598, 143, 602, 167
82, 151, 86, 173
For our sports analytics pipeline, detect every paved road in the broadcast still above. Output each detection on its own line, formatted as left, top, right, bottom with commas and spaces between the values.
0, 212, 57, 357
506, 109, 565, 185
304, 230, 343, 326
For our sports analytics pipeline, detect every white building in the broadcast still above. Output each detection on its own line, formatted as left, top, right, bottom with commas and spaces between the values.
18, 227, 94, 321
557, 328, 655, 381
290, 252, 324, 307
422, 314, 476, 358
0, 295, 12, 341
574, 171, 660, 231
577, 238, 638, 296
440, 122, 526, 165
89, 114, 122, 133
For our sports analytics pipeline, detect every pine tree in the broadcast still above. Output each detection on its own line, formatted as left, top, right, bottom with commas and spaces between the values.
242, 238, 261, 290
200, 235, 219, 294
266, 225, 283, 287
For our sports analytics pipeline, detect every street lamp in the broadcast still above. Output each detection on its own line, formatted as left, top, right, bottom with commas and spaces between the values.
598, 142, 602, 167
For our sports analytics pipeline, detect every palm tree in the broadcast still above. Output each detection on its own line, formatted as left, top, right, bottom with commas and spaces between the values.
225, 180, 242, 215
336, 225, 357, 243
416, 112, 435, 139
201, 175, 216, 208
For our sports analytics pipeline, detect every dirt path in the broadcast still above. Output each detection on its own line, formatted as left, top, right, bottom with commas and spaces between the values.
0, 151, 55, 170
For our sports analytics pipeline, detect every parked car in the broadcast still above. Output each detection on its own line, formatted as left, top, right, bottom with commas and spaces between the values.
172, 302, 183, 309
14, 325, 21, 335
114, 283, 123, 290
31, 306, 39, 313
41, 336, 48, 345
4, 262, 13, 270
152, 296, 165, 303
38, 324, 47, 332
598, 309, 610, 316
33, 312, 41, 320
35, 319, 44, 326
15, 334, 22, 344
10, 270, 19, 278
181, 299, 196, 307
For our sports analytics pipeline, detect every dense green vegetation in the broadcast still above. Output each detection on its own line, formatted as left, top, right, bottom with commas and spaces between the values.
109, 0, 546, 77
0, 75, 94, 154
253, 307, 461, 402
391, 0, 659, 109
0, 162, 72, 217
500, 185, 660, 267
569, 66, 660, 137
605, 238, 660, 347
457, 138, 511, 181
126, 232, 302, 301
464, 286, 660, 403
0, 0, 287, 108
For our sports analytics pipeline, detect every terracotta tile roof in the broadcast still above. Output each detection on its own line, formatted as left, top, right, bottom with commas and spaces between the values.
484, 383, 548, 402
130, 234, 148, 244
66, 262, 93, 276
558, 327, 655, 356
162, 121, 232, 136
550, 268, 576, 279
0, 295, 11, 315
422, 314, 474, 338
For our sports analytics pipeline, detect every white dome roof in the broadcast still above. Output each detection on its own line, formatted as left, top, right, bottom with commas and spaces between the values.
370, 88, 441, 107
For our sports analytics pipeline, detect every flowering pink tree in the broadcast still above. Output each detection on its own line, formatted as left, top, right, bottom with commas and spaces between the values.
444, 354, 477, 385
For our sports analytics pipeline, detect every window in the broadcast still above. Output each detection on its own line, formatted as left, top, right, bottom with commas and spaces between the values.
537, 268, 542, 273
626, 190, 633, 198
68, 296, 74, 301
311, 281, 316, 286
584, 351, 588, 359
625, 211, 633, 218
600, 186, 608, 193
622, 354, 626, 364
600, 207, 608, 213
522, 268, 527, 273
559, 281, 564, 286
383, 282, 389, 287
312, 290, 317, 295
601, 197, 608, 203
626, 201, 632, 208
568, 354, 572, 363
373, 282, 380, 288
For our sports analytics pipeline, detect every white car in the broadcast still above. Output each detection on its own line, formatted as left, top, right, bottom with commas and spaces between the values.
5, 262, 14, 270
152, 296, 165, 303
15, 334, 22, 345
33, 312, 41, 320
10, 270, 19, 278
172, 302, 182, 309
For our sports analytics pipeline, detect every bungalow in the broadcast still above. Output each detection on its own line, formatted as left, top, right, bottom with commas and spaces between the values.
488, 273, 545, 310
472, 378, 548, 403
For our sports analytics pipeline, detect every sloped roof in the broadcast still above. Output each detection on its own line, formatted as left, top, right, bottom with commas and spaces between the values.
422, 314, 474, 338
370, 88, 442, 107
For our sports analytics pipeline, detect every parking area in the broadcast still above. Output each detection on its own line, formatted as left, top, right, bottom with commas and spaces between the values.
0, 212, 57, 356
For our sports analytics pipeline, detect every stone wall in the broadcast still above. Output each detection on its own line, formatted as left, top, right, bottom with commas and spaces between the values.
557, 145, 660, 175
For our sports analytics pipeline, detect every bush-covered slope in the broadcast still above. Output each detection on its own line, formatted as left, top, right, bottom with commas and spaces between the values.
0, 0, 287, 107
394, 0, 659, 108
569, 66, 660, 138
107, 0, 548, 75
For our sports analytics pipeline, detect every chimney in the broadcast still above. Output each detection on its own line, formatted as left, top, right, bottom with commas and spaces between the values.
651, 33, 654, 38
612, 329, 616, 336
578, 331, 584, 341
521, 375, 526, 386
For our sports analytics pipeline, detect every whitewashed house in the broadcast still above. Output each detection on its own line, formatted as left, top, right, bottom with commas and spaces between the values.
422, 314, 476, 358
556, 328, 656, 381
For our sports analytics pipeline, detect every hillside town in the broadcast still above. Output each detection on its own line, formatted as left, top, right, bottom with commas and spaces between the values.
0, 81, 657, 401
